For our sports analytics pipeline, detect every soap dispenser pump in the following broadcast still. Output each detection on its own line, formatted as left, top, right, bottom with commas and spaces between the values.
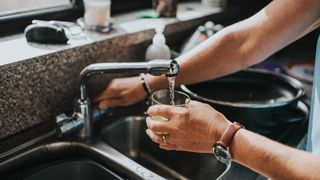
145, 25, 171, 61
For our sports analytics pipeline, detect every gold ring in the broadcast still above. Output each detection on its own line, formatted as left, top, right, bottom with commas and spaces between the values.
162, 135, 167, 144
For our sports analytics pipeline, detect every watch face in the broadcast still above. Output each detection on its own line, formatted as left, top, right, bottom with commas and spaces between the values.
213, 145, 231, 164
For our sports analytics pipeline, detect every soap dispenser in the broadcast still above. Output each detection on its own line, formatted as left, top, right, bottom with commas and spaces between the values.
145, 25, 171, 61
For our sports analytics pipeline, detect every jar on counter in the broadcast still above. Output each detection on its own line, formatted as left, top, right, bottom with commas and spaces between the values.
152, 0, 178, 17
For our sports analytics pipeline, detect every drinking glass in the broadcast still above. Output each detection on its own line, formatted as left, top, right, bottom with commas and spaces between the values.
150, 90, 190, 134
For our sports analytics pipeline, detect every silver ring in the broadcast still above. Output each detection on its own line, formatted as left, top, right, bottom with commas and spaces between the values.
162, 135, 167, 144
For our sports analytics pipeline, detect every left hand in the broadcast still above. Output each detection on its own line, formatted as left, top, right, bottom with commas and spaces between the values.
93, 77, 147, 108
146, 101, 231, 153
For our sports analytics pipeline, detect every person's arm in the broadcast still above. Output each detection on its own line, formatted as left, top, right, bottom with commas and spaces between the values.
95, 0, 320, 108
231, 129, 320, 179
147, 0, 320, 91
146, 101, 320, 179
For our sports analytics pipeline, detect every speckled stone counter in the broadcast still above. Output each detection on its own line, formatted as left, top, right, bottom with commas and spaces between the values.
0, 3, 232, 140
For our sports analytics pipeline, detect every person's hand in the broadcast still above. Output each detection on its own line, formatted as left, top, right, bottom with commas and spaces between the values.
94, 76, 147, 108
146, 101, 231, 153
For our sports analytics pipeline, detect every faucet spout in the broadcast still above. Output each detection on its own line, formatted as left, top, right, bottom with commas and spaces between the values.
79, 59, 179, 101
74, 59, 179, 138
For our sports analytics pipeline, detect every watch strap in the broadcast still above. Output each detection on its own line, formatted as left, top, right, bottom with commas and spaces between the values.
216, 122, 244, 149
139, 73, 152, 97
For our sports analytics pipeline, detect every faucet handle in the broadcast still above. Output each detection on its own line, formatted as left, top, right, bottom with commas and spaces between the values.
56, 113, 84, 136
56, 113, 70, 125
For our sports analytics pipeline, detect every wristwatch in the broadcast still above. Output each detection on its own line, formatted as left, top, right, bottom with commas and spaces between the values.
213, 122, 244, 164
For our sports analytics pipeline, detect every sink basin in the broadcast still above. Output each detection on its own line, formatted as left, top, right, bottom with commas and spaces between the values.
6, 159, 122, 180
1, 140, 164, 180
101, 116, 226, 180
1, 142, 125, 180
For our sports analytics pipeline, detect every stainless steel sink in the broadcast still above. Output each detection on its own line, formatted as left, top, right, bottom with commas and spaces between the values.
0, 103, 227, 180
101, 116, 226, 180
1, 140, 164, 180
7, 160, 122, 180
1, 142, 124, 180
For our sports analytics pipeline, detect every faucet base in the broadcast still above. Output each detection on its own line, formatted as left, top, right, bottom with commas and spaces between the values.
78, 99, 92, 139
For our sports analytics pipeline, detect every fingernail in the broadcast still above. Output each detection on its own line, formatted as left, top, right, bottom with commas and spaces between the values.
146, 108, 152, 114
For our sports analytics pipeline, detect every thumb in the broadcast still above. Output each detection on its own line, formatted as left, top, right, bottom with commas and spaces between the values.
147, 105, 175, 120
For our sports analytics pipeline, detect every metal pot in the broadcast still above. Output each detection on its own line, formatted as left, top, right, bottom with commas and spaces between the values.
181, 69, 305, 136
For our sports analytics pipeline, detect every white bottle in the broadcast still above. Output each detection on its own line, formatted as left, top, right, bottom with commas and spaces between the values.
145, 25, 171, 61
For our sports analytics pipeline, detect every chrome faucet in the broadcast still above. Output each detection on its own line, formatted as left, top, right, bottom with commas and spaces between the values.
56, 59, 179, 138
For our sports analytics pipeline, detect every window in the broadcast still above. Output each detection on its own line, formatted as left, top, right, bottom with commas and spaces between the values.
0, 0, 81, 36
0, 0, 195, 36
0, 0, 73, 18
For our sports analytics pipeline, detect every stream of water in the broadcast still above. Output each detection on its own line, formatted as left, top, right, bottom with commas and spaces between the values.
168, 76, 176, 106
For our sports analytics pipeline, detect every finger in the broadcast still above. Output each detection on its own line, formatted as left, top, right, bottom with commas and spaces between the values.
189, 100, 198, 106
98, 98, 125, 108
159, 144, 178, 151
93, 89, 108, 103
189, 100, 204, 108
104, 85, 124, 99
146, 129, 164, 144
146, 117, 171, 133
98, 100, 110, 109
94, 87, 122, 103
147, 105, 176, 120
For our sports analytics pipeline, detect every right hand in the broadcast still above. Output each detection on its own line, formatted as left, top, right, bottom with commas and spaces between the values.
145, 100, 231, 153
94, 76, 147, 109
